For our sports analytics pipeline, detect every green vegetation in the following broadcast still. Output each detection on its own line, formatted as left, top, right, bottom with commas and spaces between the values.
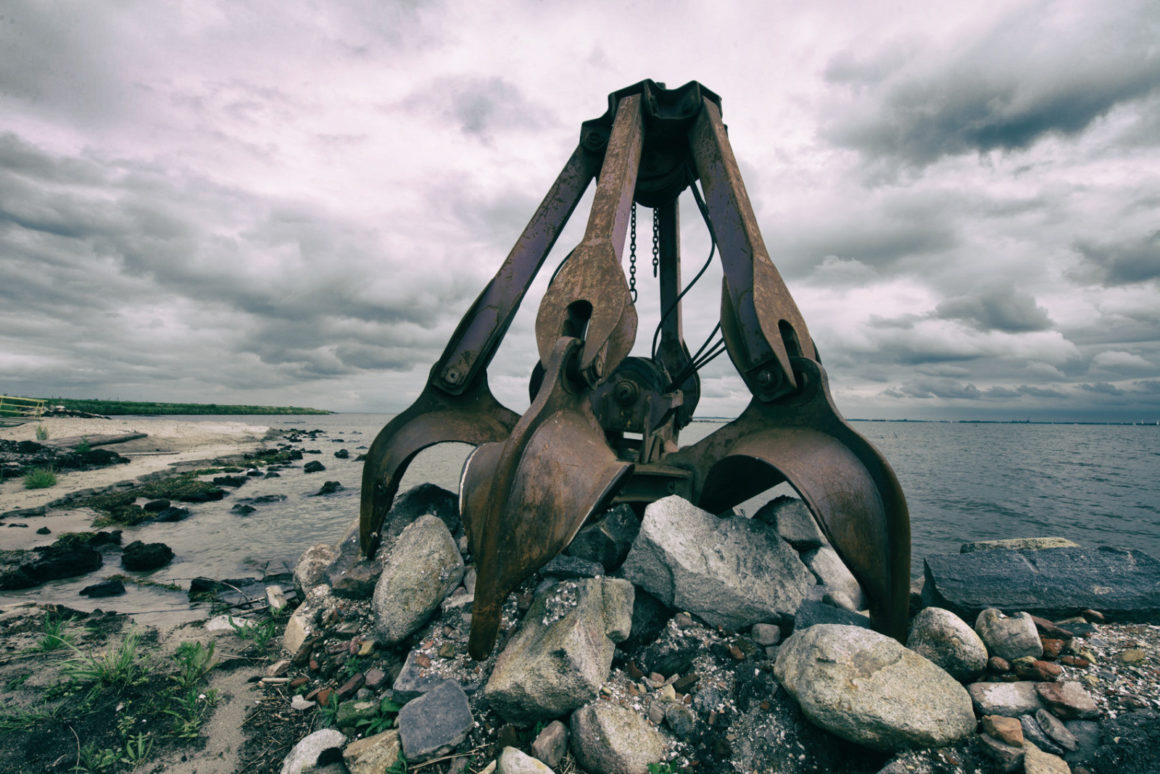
35, 424, 49, 440
23, 467, 57, 489
42, 397, 331, 415
2, 623, 221, 773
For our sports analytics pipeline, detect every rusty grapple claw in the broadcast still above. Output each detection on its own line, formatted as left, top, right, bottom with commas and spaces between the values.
361, 80, 910, 659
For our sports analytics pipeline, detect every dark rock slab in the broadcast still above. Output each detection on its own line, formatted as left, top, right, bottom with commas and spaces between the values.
397, 680, 473, 762
564, 503, 640, 571
923, 546, 1160, 623
1, 544, 104, 589
81, 578, 126, 597
122, 540, 174, 571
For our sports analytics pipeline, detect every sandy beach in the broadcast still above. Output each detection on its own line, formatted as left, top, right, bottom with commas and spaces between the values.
0, 415, 272, 516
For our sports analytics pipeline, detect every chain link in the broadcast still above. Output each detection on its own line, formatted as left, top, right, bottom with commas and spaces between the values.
652, 207, 660, 277
628, 202, 638, 302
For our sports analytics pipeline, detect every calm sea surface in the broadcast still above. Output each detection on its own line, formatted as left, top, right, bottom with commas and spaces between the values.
4, 414, 1158, 622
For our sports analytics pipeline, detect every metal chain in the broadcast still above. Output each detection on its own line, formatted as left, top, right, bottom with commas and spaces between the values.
628, 202, 638, 302
652, 207, 660, 277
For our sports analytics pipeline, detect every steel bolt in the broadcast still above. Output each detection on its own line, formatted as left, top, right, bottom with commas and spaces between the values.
445, 370, 461, 384
615, 380, 639, 406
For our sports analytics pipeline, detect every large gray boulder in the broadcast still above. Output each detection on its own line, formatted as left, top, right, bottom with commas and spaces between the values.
923, 546, 1160, 622
569, 701, 668, 774
774, 624, 975, 751
483, 577, 633, 722
373, 515, 464, 645
621, 496, 812, 631
906, 607, 988, 682
397, 680, 474, 762
974, 608, 1043, 661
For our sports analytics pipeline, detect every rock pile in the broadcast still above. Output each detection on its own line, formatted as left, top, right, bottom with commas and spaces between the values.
275, 488, 1159, 774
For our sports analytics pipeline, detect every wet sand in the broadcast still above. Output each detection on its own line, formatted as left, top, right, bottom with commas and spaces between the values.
0, 416, 271, 516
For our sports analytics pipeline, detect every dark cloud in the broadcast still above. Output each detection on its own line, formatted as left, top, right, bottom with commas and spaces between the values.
1080, 381, 1124, 396
822, 2, 1160, 170
1073, 231, 1160, 286
935, 287, 1053, 332
399, 76, 551, 141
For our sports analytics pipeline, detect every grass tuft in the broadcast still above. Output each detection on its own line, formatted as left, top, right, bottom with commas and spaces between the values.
23, 468, 57, 489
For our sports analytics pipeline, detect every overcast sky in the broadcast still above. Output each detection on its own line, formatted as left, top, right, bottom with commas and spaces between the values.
2, 1, 1158, 421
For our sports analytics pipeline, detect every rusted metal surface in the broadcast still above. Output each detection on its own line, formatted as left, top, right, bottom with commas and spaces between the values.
362, 80, 912, 655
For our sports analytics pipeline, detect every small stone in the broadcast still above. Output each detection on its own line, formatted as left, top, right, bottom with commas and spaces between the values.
1041, 638, 1065, 659
438, 642, 456, 659
364, 667, 387, 690
981, 714, 1024, 746
1118, 648, 1146, 664
357, 639, 375, 657
968, 682, 1045, 717
664, 702, 699, 740
1014, 659, 1063, 682
342, 730, 402, 774
531, 720, 568, 769
1059, 655, 1090, 668
266, 660, 292, 678
336, 699, 379, 729
1023, 742, 1070, 774
337, 674, 365, 700
989, 656, 1011, 673
975, 608, 1043, 661
1031, 616, 1075, 641
1035, 681, 1099, 719
291, 695, 314, 711
1080, 609, 1104, 622
497, 747, 553, 774
750, 623, 781, 646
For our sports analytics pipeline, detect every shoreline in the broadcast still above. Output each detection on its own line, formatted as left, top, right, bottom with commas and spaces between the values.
0, 416, 273, 517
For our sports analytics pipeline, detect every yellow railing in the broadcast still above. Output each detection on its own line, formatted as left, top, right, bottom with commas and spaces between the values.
0, 395, 47, 418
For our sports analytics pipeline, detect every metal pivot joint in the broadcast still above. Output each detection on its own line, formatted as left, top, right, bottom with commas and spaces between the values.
360, 80, 911, 659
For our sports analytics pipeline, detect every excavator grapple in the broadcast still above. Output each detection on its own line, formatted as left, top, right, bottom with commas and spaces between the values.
360, 81, 910, 659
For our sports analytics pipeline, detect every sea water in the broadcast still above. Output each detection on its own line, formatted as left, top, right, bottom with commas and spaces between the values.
4, 413, 1158, 624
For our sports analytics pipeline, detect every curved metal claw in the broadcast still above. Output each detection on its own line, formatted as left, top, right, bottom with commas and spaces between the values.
460, 337, 631, 658
359, 370, 518, 556
668, 358, 911, 640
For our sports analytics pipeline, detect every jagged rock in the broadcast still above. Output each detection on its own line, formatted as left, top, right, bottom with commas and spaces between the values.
392, 650, 454, 703
294, 543, 337, 593
397, 680, 473, 761
121, 540, 173, 571
1020, 714, 1065, 755
531, 720, 569, 769
618, 587, 671, 653
540, 554, 604, 580
967, 682, 1045, 717
753, 495, 825, 550
284, 584, 335, 661
802, 545, 866, 610
1034, 708, 1078, 751
906, 607, 988, 682
342, 729, 402, 774
1035, 681, 1099, 719
80, 579, 125, 597
774, 624, 975, 751
792, 597, 871, 632
569, 701, 667, 774
622, 496, 811, 631
380, 483, 461, 545
564, 504, 640, 571
960, 537, 1079, 553
977, 733, 1025, 772
497, 747, 554, 774
1023, 742, 1070, 774
923, 546, 1160, 622
484, 577, 633, 721
320, 519, 385, 599
280, 728, 346, 774
975, 608, 1043, 661
373, 514, 464, 645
